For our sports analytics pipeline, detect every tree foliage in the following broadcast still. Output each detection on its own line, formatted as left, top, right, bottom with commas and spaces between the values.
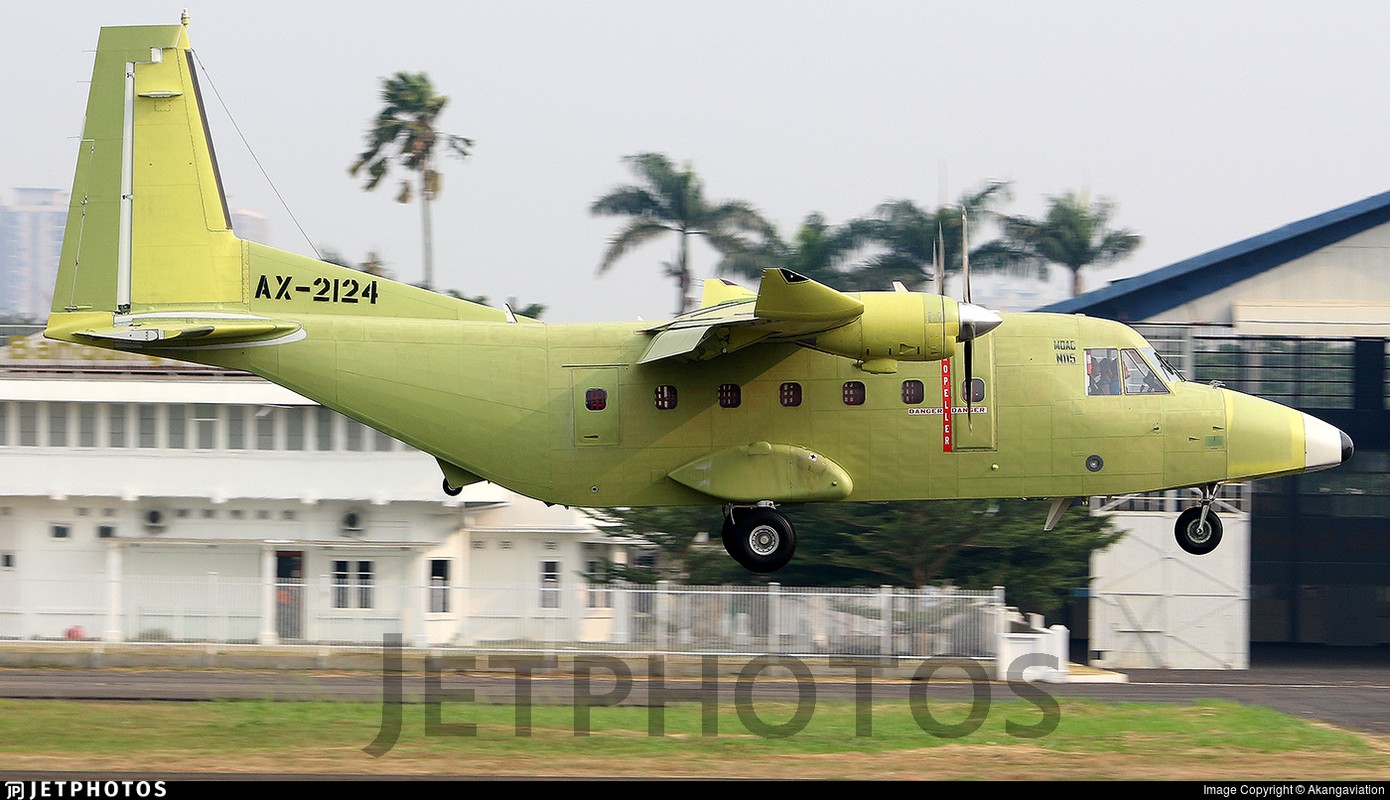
590, 499, 1120, 615
349, 72, 472, 290
999, 191, 1142, 297
591, 153, 776, 314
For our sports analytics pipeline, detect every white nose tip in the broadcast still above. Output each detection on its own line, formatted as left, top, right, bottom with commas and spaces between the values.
1303, 413, 1350, 472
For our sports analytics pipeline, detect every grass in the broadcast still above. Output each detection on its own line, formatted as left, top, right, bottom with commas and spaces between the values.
0, 698, 1384, 779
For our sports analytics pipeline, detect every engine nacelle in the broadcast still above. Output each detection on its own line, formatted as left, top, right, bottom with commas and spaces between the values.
812, 292, 961, 373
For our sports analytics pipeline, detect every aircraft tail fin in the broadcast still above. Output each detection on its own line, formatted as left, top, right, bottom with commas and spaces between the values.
48, 18, 505, 349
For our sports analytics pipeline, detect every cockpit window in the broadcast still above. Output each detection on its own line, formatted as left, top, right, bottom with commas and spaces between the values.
1085, 348, 1121, 396
1140, 346, 1184, 383
1121, 349, 1170, 394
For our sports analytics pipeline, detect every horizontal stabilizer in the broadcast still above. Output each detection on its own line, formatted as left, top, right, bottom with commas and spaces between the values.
67, 315, 302, 348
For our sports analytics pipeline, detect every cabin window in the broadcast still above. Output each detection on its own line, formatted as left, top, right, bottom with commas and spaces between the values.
1121, 349, 1170, 394
842, 381, 866, 406
654, 385, 678, 410
1085, 348, 1122, 396
779, 382, 802, 407
584, 388, 607, 412
718, 383, 741, 409
901, 380, 925, 405
963, 378, 986, 404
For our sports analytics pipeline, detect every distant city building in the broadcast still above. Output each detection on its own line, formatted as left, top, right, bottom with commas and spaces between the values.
0, 189, 68, 321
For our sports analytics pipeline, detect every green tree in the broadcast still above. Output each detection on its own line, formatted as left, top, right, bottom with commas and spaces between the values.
592, 500, 1119, 615
719, 212, 874, 290
349, 72, 472, 291
591, 153, 775, 315
857, 181, 1015, 293
1000, 191, 1142, 297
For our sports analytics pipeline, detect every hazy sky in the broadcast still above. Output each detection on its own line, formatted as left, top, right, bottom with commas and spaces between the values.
6, 2, 1389, 321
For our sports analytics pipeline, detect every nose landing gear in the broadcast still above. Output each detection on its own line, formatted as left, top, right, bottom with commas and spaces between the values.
1175, 483, 1223, 555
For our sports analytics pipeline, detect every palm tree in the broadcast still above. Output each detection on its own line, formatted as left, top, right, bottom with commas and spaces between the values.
349, 72, 472, 291
857, 181, 1014, 293
1000, 191, 1142, 297
719, 212, 873, 290
591, 153, 775, 315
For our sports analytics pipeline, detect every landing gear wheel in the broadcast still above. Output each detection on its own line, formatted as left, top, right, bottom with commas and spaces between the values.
725, 508, 796, 573
1175, 506, 1223, 555
442, 478, 463, 497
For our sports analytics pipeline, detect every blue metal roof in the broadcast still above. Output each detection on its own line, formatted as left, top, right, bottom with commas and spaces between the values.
1040, 189, 1390, 321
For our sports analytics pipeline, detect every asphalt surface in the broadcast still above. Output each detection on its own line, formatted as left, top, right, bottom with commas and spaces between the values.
0, 644, 1385, 734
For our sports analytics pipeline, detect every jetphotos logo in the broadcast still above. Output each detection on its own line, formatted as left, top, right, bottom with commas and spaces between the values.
364, 634, 1062, 756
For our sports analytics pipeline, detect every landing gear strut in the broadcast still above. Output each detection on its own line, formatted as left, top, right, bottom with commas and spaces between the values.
1175, 483, 1223, 555
721, 504, 797, 573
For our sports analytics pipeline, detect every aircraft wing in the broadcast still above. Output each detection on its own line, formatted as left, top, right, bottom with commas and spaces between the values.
638, 269, 864, 364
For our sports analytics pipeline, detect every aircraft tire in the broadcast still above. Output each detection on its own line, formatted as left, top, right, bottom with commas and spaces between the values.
727, 509, 796, 573
442, 479, 463, 497
1174, 507, 1222, 555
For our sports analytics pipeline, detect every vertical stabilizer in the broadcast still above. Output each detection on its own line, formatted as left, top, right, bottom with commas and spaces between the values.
52, 19, 242, 320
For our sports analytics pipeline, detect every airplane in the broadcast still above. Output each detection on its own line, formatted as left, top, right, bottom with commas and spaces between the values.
43, 18, 1354, 573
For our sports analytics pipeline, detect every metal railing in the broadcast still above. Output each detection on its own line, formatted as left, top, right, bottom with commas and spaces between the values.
0, 576, 1005, 660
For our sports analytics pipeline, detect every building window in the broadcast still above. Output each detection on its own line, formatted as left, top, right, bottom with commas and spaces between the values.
167, 404, 187, 449
227, 407, 245, 449
718, 383, 741, 409
285, 408, 306, 450
19, 403, 38, 447
584, 388, 607, 412
587, 560, 611, 609
843, 381, 866, 406
97, 525, 115, 539
654, 385, 678, 410
333, 560, 375, 609
779, 382, 802, 407
0, 401, 7, 446
50, 524, 70, 539
540, 561, 560, 609
315, 407, 335, 451
1, 553, 12, 569
254, 408, 276, 450
138, 405, 158, 448
47, 403, 69, 447
103, 405, 125, 448
78, 405, 97, 448
901, 380, 925, 405
430, 559, 450, 613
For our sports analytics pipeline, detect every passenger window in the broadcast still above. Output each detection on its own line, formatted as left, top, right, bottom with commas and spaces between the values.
962, 378, 986, 404
1085, 348, 1121, 396
901, 380, 925, 405
842, 381, 866, 406
584, 389, 607, 411
779, 382, 802, 407
718, 384, 741, 409
654, 385, 678, 410
1121, 349, 1169, 394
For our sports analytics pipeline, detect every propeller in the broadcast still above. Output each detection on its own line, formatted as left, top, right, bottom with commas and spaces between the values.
955, 209, 1002, 429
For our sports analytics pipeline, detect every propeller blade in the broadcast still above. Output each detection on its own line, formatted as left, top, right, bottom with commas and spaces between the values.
961, 209, 971, 305
964, 339, 974, 430
935, 223, 945, 295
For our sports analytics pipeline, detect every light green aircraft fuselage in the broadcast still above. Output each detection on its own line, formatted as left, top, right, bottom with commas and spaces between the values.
43, 21, 1352, 571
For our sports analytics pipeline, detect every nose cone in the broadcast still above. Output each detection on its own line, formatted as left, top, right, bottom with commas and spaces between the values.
1303, 413, 1351, 472
957, 303, 1002, 341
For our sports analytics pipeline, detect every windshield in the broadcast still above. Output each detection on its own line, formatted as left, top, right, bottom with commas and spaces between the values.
1140, 347, 1184, 383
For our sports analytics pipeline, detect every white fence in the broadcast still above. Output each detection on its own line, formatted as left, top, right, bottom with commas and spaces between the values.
0, 576, 1007, 660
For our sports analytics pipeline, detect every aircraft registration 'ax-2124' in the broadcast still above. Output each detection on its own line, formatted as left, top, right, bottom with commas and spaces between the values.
45, 19, 1353, 572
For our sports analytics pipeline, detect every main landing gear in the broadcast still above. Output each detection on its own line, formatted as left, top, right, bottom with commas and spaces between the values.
1175, 483, 1223, 556
721, 504, 797, 574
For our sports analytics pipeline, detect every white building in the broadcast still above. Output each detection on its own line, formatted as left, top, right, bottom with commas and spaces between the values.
0, 331, 628, 647
0, 189, 67, 321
